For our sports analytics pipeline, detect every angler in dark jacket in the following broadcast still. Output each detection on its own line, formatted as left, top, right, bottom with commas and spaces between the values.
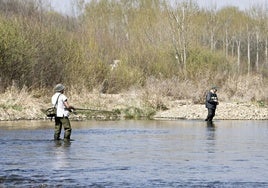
205, 87, 219, 122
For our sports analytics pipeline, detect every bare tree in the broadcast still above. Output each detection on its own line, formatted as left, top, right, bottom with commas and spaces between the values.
247, 24, 252, 75
165, 1, 198, 75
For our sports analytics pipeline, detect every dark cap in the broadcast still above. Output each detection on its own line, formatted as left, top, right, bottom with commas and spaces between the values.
211, 86, 218, 91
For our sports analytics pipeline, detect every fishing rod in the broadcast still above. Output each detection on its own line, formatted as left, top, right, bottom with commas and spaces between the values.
42, 107, 120, 119
73, 108, 118, 113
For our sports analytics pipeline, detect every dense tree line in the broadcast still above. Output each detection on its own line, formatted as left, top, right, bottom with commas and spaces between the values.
0, 0, 267, 93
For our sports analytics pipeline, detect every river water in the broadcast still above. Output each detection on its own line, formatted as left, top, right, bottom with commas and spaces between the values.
0, 120, 267, 187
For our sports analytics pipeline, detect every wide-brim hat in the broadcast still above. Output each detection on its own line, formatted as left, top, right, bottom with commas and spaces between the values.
54, 84, 65, 92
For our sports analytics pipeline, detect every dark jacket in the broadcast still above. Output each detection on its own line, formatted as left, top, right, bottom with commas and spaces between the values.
205, 91, 218, 109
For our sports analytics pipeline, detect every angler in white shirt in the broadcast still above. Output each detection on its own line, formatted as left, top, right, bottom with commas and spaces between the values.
52, 84, 75, 141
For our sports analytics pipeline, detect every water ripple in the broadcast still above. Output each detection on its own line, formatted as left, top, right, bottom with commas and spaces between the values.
0, 120, 268, 187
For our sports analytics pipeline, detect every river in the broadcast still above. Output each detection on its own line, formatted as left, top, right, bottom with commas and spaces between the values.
0, 120, 267, 187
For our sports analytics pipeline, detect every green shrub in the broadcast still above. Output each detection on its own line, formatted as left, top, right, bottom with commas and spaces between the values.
187, 48, 229, 80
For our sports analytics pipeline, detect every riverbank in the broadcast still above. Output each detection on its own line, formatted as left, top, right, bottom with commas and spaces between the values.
153, 100, 268, 120
0, 89, 267, 121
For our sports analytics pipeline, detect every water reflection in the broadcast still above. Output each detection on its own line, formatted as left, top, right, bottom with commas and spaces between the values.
206, 121, 216, 140
51, 140, 72, 170
206, 120, 215, 128
206, 121, 216, 155
54, 139, 72, 148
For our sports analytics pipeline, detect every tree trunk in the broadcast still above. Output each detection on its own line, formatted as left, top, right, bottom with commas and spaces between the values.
247, 25, 251, 75
265, 37, 268, 65
236, 39, 241, 73
255, 31, 259, 72
225, 29, 229, 57
182, 7, 187, 72
210, 31, 214, 51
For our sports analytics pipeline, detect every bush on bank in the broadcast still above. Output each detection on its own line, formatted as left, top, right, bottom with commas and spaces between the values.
0, 0, 267, 121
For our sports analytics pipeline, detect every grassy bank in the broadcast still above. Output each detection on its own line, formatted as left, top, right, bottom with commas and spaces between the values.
0, 75, 267, 121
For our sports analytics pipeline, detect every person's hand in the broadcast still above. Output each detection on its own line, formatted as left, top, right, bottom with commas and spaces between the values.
67, 106, 75, 112
70, 106, 77, 114
68, 106, 75, 110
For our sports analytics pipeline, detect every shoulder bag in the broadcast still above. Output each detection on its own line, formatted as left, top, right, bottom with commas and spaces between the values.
46, 94, 61, 118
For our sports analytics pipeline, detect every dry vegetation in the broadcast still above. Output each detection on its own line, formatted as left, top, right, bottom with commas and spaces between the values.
0, 0, 267, 121
0, 74, 267, 121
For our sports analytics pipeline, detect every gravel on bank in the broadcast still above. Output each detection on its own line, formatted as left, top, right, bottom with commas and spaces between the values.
153, 100, 268, 120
